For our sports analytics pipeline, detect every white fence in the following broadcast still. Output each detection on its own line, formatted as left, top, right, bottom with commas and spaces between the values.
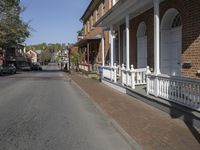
79, 64, 91, 72
103, 66, 117, 82
121, 65, 150, 89
147, 74, 200, 111
103, 64, 150, 89
103, 66, 112, 80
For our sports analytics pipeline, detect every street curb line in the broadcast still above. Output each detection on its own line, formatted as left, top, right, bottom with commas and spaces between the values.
69, 76, 143, 150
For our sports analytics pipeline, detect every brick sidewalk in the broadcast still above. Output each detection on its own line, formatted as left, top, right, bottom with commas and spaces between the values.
70, 73, 200, 150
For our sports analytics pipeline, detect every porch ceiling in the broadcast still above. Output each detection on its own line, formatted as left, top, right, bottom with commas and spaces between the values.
95, 0, 157, 28
75, 37, 101, 47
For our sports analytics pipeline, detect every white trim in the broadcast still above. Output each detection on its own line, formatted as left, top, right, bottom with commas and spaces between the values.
118, 26, 121, 65
102, 31, 105, 66
126, 15, 130, 70
110, 25, 114, 67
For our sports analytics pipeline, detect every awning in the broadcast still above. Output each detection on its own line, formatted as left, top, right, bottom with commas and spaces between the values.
75, 33, 102, 47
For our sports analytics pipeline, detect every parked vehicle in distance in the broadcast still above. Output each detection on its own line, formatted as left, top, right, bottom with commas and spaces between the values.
19, 64, 31, 71
31, 63, 42, 71
0, 64, 3, 76
0, 64, 17, 75
1, 64, 17, 75
7, 64, 16, 74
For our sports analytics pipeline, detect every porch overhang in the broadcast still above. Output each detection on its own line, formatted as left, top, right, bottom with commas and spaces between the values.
75, 36, 101, 47
95, 0, 163, 28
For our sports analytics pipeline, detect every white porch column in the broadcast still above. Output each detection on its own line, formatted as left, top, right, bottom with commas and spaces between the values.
126, 15, 130, 70
153, 0, 160, 75
113, 0, 117, 5
118, 26, 121, 65
110, 25, 114, 67
101, 31, 105, 67
153, 0, 160, 97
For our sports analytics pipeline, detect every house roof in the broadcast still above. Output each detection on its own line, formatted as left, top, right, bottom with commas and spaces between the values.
80, 0, 101, 22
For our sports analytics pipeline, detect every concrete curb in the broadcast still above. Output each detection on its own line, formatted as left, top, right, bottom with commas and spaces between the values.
69, 75, 143, 150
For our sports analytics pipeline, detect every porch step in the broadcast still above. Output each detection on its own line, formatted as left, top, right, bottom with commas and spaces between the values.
102, 79, 200, 128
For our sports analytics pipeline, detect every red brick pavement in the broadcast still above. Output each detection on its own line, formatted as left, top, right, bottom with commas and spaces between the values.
70, 73, 200, 150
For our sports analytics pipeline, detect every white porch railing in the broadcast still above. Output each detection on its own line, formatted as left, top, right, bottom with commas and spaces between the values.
103, 65, 118, 82
147, 74, 200, 111
103, 64, 150, 89
121, 65, 150, 89
79, 64, 91, 72
103, 66, 112, 80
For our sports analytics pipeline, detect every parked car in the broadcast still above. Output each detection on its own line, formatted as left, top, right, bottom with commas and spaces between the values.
31, 64, 42, 71
0, 64, 3, 76
19, 65, 31, 71
7, 64, 16, 74
2, 64, 16, 74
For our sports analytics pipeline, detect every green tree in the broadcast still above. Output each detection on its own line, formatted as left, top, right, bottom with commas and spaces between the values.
40, 50, 52, 63
0, 0, 29, 48
71, 52, 79, 66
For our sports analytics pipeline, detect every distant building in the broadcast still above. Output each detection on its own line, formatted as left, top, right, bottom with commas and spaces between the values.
4, 44, 27, 68
26, 50, 38, 63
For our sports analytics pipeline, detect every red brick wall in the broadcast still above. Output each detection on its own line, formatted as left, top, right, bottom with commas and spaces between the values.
80, 0, 111, 66
127, 0, 200, 78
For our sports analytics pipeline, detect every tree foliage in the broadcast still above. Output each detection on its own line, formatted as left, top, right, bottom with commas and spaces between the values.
0, 0, 29, 48
27, 43, 66, 63
71, 52, 79, 66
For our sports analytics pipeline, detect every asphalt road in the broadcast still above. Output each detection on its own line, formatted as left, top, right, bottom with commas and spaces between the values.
0, 64, 131, 150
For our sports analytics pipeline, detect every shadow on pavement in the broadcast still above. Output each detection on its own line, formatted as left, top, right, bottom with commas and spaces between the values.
169, 102, 200, 144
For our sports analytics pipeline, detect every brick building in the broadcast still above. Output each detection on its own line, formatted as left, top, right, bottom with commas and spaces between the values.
76, 0, 111, 73
95, 0, 200, 111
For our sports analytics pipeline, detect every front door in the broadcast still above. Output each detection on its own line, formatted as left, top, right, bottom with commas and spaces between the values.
137, 36, 147, 68
161, 27, 181, 76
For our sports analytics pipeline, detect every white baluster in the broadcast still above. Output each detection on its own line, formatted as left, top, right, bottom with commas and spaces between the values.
114, 63, 117, 83
130, 65, 135, 89
121, 64, 125, 86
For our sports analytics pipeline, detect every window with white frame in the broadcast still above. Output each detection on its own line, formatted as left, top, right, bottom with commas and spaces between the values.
90, 15, 93, 29
171, 13, 181, 28
102, 0, 105, 15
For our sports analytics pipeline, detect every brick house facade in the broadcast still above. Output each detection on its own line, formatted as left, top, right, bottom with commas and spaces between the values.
76, 0, 111, 72
94, 0, 200, 111
98, 0, 200, 79
126, 0, 200, 79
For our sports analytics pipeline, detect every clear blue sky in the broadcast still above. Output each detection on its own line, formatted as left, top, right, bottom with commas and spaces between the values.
21, 0, 90, 45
